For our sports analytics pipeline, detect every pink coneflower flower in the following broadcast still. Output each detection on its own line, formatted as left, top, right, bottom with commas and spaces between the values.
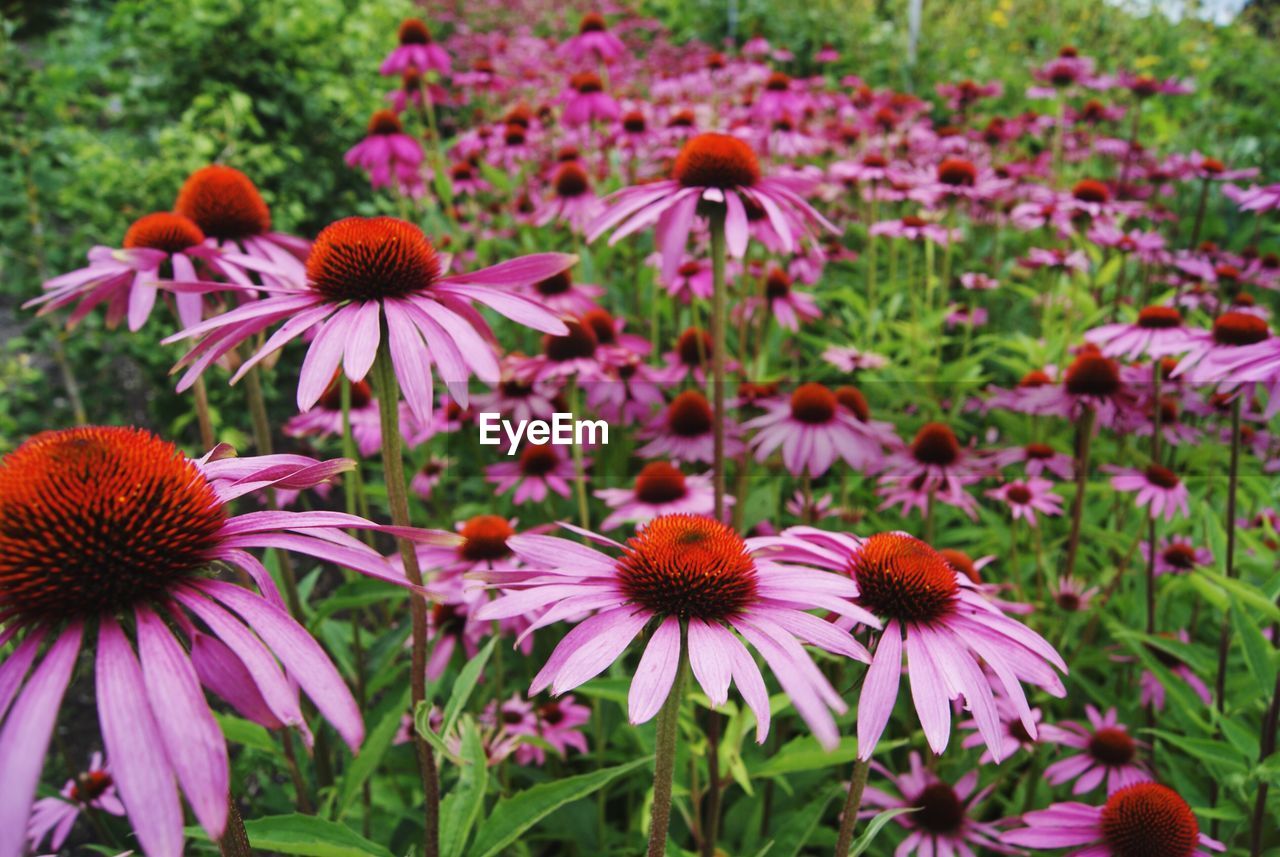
1228, 182, 1280, 213
945, 304, 987, 329
861, 752, 1018, 855
1086, 305, 1198, 361
1118, 71, 1194, 97
516, 317, 614, 383
411, 514, 521, 576
744, 383, 893, 477
754, 71, 808, 122
345, 110, 427, 198
1134, 633, 1213, 711
476, 514, 874, 748
27, 752, 125, 853
960, 271, 999, 290
174, 165, 310, 289
1041, 705, 1152, 795
822, 345, 888, 372
486, 443, 580, 504
520, 268, 603, 316
638, 390, 744, 464
588, 132, 835, 282
986, 478, 1063, 526
737, 266, 820, 331
1007, 782, 1225, 856
380, 19, 450, 76
165, 216, 572, 423
989, 441, 1075, 480
411, 457, 447, 500
595, 462, 723, 530
936, 78, 1003, 111
535, 161, 601, 232
558, 13, 627, 65
1020, 246, 1090, 273
654, 326, 739, 385
1142, 537, 1212, 576
0, 426, 434, 857
1030, 48, 1098, 94
877, 422, 984, 518
661, 258, 715, 302
771, 531, 1066, 760
513, 695, 592, 765
587, 354, 667, 423
561, 72, 621, 127
960, 695, 1044, 763
1051, 576, 1099, 612
1106, 463, 1190, 521
25, 212, 237, 331
1028, 348, 1133, 425
283, 376, 383, 456
1176, 312, 1276, 386
472, 366, 562, 425
869, 213, 956, 245
446, 161, 489, 197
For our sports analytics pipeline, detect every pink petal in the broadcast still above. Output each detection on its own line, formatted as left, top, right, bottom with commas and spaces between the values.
628, 617, 682, 724
97, 618, 185, 857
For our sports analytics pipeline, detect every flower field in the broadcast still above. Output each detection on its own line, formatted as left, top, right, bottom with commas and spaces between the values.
2, 0, 1279, 855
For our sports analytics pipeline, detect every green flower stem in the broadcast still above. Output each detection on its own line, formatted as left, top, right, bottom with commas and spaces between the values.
708, 208, 728, 521
1062, 406, 1097, 582
1213, 396, 1243, 711
832, 757, 871, 857
648, 637, 690, 857
218, 796, 253, 857
568, 380, 592, 530
192, 374, 216, 450
370, 345, 440, 857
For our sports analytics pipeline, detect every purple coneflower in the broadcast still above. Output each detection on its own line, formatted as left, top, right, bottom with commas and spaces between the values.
27, 752, 125, 853
986, 477, 1064, 526
768, 530, 1066, 760
1041, 705, 1152, 795
165, 216, 572, 423
345, 110, 427, 198
860, 752, 1018, 855
486, 443, 581, 504
380, 19, 450, 76
588, 132, 834, 282
557, 13, 627, 65
25, 212, 238, 332
595, 462, 723, 530
639, 390, 744, 464
1006, 782, 1224, 857
744, 383, 893, 477
0, 426, 435, 857
1106, 463, 1190, 521
475, 514, 874, 748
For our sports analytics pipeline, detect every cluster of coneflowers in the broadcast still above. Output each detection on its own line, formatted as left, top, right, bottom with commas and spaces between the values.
5, 4, 1280, 857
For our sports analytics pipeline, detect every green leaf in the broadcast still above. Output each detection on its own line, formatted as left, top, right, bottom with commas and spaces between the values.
466, 758, 650, 857
1231, 595, 1277, 695
753, 736, 862, 778
336, 686, 412, 819
1147, 730, 1249, 775
752, 785, 840, 857
242, 813, 394, 857
1193, 569, 1280, 623
849, 807, 918, 856
441, 637, 497, 738
440, 717, 491, 857
213, 712, 276, 754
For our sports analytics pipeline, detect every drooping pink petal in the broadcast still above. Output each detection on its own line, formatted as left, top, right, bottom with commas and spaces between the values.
857, 621, 902, 760
0, 623, 81, 857
97, 618, 185, 857
628, 617, 682, 724
135, 607, 229, 838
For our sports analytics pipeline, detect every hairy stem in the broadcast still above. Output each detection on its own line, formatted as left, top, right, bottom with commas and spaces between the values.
832, 758, 872, 857
371, 346, 440, 857
1062, 407, 1097, 582
708, 209, 728, 522
648, 640, 690, 857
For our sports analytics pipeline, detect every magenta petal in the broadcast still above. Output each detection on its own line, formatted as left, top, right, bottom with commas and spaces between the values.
686, 620, 732, 706
628, 617, 682, 724
197, 580, 364, 751
0, 627, 44, 724
297, 307, 357, 412
190, 632, 285, 729
382, 299, 435, 424
444, 253, 578, 287
0, 623, 81, 857
903, 627, 952, 755
343, 299, 383, 382
858, 621, 902, 760
97, 618, 185, 857
136, 607, 230, 838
